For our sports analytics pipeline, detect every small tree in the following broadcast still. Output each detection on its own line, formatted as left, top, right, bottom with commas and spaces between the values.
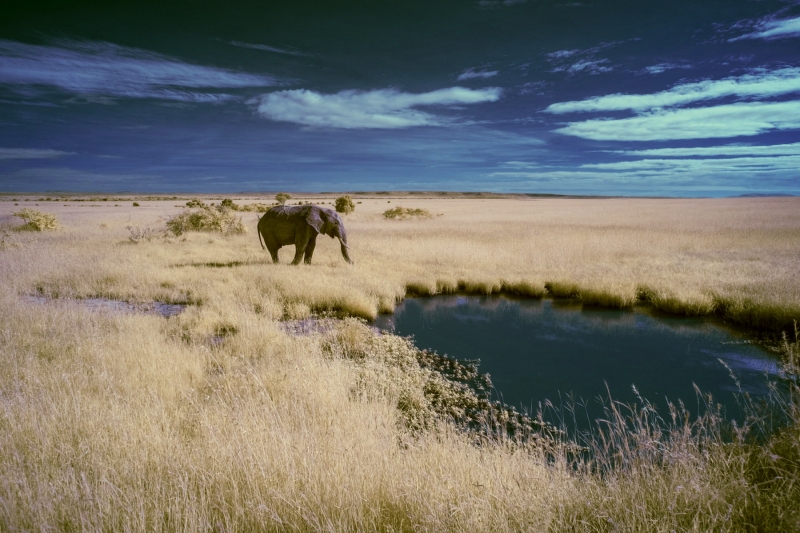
275, 192, 292, 205
335, 195, 355, 214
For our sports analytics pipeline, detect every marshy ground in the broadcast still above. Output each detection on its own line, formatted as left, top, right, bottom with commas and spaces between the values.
1, 194, 799, 531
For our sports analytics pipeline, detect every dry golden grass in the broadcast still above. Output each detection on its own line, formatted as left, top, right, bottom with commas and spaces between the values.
1, 195, 799, 531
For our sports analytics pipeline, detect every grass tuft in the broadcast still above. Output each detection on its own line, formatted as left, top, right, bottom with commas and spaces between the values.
459, 278, 502, 295
638, 286, 716, 316
545, 281, 581, 299
502, 280, 546, 298
580, 283, 637, 308
406, 280, 438, 296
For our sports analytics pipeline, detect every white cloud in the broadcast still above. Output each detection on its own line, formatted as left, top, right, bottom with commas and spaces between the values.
546, 43, 619, 76
581, 155, 800, 172
732, 16, 800, 41
229, 41, 310, 57
457, 68, 499, 80
561, 59, 612, 75
0, 39, 276, 102
0, 148, 74, 160
547, 50, 579, 60
556, 100, 800, 141
643, 63, 691, 75
546, 67, 800, 114
615, 143, 800, 158
250, 87, 501, 129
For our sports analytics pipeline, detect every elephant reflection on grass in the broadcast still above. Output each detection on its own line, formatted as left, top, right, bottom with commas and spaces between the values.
257, 205, 352, 265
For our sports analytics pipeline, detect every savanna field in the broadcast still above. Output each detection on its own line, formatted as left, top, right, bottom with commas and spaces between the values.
1, 194, 799, 531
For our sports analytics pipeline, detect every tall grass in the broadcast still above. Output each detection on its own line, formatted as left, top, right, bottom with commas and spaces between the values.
0, 196, 799, 530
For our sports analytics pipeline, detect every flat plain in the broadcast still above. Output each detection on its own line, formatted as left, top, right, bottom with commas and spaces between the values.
1, 195, 799, 531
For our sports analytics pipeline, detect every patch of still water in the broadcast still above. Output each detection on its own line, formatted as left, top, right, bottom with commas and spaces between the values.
22, 295, 185, 317
373, 296, 779, 421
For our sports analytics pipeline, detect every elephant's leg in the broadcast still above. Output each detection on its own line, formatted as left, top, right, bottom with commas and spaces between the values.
267, 245, 280, 263
263, 234, 281, 263
290, 234, 309, 265
304, 233, 318, 264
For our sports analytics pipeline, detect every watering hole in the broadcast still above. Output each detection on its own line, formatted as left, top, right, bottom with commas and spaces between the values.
373, 296, 780, 422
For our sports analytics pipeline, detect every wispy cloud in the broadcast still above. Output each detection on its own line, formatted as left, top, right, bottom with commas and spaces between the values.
0, 39, 277, 102
555, 100, 800, 141
558, 59, 612, 75
581, 155, 800, 172
731, 16, 800, 41
546, 42, 619, 76
249, 87, 501, 128
643, 63, 691, 75
228, 41, 311, 57
546, 50, 579, 60
0, 148, 74, 160
546, 67, 800, 114
457, 68, 499, 80
614, 143, 800, 158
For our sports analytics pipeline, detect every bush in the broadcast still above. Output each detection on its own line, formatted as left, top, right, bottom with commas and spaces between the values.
382, 206, 433, 219
12, 208, 60, 231
236, 203, 271, 212
164, 205, 246, 236
335, 195, 355, 214
132, 202, 140, 207
185, 199, 206, 208
126, 225, 159, 243
275, 192, 292, 205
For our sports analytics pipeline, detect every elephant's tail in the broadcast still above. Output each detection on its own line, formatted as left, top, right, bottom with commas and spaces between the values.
257, 223, 265, 250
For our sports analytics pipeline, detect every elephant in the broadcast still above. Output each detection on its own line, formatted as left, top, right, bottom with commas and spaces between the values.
257, 204, 352, 265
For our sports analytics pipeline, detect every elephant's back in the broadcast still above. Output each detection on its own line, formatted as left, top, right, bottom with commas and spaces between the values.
263, 205, 306, 221
259, 206, 303, 238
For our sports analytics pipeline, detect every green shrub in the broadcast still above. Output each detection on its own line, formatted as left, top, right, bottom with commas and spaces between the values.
132, 202, 140, 207
335, 195, 355, 214
275, 192, 292, 205
383, 206, 433, 219
164, 205, 246, 236
12, 208, 60, 231
185, 199, 206, 208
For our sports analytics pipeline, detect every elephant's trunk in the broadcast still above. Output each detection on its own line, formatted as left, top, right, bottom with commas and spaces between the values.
339, 235, 352, 264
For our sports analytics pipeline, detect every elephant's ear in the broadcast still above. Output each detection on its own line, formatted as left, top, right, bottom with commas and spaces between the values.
305, 207, 325, 233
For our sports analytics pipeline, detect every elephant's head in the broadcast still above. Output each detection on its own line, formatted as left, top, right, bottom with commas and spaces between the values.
306, 206, 353, 264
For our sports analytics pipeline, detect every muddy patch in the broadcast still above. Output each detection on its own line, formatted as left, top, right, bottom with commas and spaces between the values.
22, 295, 185, 317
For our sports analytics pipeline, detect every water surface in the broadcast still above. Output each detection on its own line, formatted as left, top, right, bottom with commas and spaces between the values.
374, 296, 778, 422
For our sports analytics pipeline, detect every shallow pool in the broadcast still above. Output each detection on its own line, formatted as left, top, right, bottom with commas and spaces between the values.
373, 296, 779, 422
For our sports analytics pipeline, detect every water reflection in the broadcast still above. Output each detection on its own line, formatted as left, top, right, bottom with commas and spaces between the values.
373, 296, 778, 422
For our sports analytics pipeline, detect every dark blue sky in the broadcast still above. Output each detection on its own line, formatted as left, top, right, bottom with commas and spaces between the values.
1, 0, 799, 195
